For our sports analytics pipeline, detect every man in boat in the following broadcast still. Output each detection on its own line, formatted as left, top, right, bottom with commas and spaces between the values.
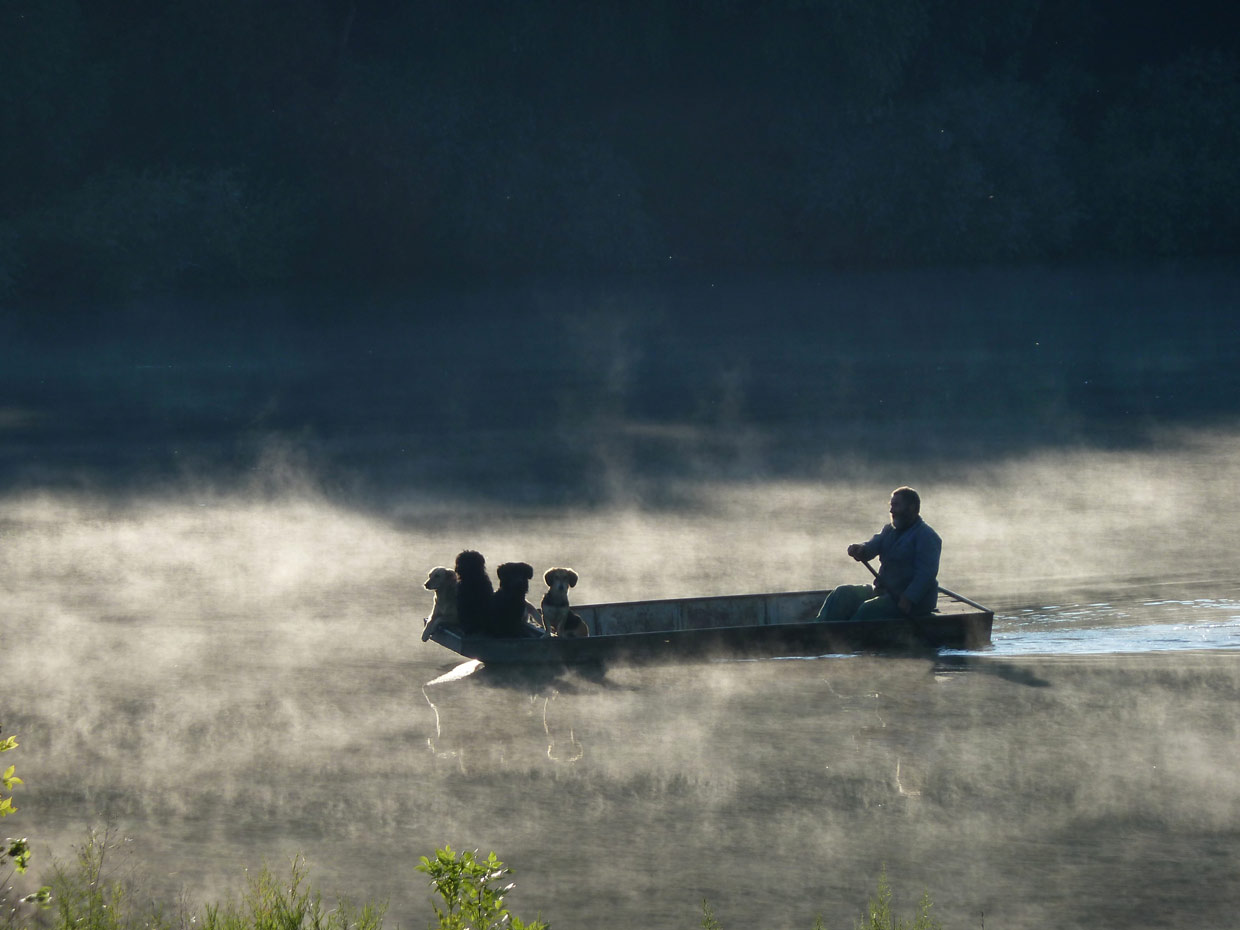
815, 486, 941, 622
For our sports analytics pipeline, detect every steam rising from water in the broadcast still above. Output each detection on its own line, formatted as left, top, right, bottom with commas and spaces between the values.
3, 428, 1240, 928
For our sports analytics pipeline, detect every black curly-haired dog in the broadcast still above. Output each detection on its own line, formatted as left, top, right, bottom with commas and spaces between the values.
490, 561, 544, 638
453, 549, 493, 636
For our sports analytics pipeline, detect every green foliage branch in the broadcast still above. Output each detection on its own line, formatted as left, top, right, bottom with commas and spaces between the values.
1, 725, 53, 928
0, 730, 20, 821
415, 845, 547, 930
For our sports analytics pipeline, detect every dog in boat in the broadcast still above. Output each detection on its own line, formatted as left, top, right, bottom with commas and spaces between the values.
421, 566, 458, 641
491, 561, 546, 637
541, 566, 589, 637
454, 549, 494, 635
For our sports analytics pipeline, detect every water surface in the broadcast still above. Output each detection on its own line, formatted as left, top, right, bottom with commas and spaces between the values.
3, 267, 1239, 928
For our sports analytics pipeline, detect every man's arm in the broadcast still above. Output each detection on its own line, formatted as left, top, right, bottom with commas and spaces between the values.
847, 528, 887, 562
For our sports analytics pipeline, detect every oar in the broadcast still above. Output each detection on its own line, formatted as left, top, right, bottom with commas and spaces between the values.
861, 559, 993, 614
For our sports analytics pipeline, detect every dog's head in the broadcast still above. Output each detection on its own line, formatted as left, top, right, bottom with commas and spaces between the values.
425, 566, 457, 592
454, 549, 487, 580
496, 561, 534, 593
543, 567, 579, 598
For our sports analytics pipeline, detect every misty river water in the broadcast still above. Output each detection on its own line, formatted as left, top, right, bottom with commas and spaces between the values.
3, 266, 1239, 928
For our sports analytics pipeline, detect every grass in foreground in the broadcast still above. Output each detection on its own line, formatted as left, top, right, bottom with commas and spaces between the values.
40, 829, 386, 930
701, 865, 941, 930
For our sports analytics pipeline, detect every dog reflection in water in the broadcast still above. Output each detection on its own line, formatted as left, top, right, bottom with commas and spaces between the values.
420, 660, 483, 773
543, 694, 584, 763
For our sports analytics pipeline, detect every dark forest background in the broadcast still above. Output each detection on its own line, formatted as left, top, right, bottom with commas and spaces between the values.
2, 0, 1238, 303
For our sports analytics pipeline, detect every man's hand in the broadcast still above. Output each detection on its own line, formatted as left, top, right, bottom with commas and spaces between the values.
847, 544, 866, 560
897, 595, 913, 616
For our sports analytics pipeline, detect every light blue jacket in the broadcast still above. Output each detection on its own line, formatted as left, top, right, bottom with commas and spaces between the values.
859, 517, 941, 614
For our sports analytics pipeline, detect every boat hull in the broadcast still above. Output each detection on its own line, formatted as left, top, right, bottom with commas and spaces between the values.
427, 588, 993, 665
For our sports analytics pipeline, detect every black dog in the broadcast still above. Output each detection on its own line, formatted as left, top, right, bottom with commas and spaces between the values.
453, 549, 493, 636
490, 561, 542, 638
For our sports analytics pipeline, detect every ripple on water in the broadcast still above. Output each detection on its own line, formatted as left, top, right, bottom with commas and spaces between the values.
989, 595, 1240, 656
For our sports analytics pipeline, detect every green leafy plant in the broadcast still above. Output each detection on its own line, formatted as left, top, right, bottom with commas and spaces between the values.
415, 845, 547, 930
1, 725, 52, 928
1, 730, 20, 821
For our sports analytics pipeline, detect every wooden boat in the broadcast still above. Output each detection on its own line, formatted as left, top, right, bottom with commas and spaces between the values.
426, 586, 993, 665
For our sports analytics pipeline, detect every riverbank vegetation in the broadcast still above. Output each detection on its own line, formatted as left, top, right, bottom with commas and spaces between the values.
7, 830, 943, 930
3, 1, 1237, 303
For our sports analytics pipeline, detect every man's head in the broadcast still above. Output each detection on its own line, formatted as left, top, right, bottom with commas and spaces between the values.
889, 487, 921, 530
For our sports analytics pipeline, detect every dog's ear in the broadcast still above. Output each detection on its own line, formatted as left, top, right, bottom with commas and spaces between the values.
564, 568, 578, 587
521, 562, 534, 580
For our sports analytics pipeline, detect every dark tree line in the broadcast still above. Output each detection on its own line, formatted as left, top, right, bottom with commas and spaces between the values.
2, 0, 1237, 301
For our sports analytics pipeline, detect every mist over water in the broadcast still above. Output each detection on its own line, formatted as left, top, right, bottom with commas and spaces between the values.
4, 432, 1240, 928
4, 267, 1240, 928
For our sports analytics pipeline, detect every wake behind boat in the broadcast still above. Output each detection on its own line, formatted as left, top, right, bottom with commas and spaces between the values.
425, 586, 993, 665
